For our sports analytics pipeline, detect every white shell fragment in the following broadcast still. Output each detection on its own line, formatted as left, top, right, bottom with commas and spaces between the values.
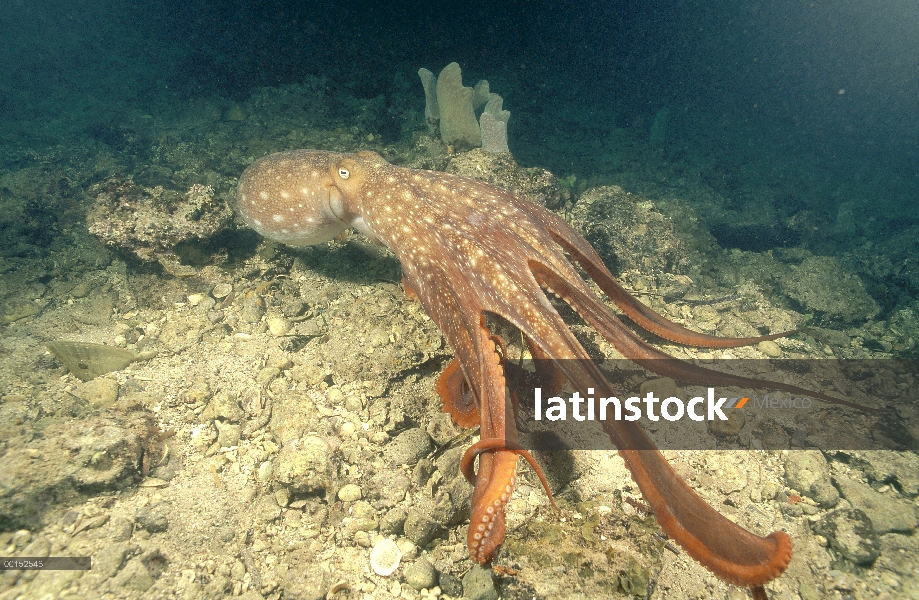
369, 538, 402, 576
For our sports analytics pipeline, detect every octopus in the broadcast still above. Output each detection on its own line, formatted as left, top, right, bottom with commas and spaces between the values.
237, 150, 868, 599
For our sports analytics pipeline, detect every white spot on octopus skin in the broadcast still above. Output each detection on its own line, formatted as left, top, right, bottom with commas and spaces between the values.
273, 214, 284, 223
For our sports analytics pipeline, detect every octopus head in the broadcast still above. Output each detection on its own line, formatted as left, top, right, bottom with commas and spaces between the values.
237, 149, 387, 246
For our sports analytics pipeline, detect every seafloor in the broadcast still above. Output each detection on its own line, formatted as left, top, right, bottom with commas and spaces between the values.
1, 81, 918, 600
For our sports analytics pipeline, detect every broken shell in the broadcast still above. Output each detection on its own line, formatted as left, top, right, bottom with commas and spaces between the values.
46, 341, 137, 382
369, 538, 401, 576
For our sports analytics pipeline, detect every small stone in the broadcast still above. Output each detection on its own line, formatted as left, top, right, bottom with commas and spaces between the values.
395, 538, 418, 560
354, 530, 371, 547
639, 377, 680, 398
344, 395, 363, 412
257, 366, 281, 386
462, 564, 498, 600
812, 508, 880, 564
240, 296, 265, 323
439, 572, 463, 597
275, 488, 291, 507
184, 380, 212, 405
380, 507, 408, 535
135, 508, 169, 533
74, 377, 120, 408
71, 282, 94, 298
338, 484, 363, 502
404, 510, 444, 547
404, 557, 438, 590
93, 543, 128, 578
426, 412, 461, 446
383, 428, 433, 465
204, 391, 245, 423
214, 421, 241, 448
757, 340, 783, 357
187, 293, 205, 306
257, 461, 273, 482
369, 538, 402, 576
267, 317, 292, 336
114, 557, 154, 591
273, 436, 333, 494
212, 283, 233, 299
785, 452, 838, 508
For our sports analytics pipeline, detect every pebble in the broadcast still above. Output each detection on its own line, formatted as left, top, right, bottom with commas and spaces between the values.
639, 377, 679, 398
784, 452, 838, 508
204, 392, 245, 423
187, 293, 205, 306
135, 509, 169, 533
212, 283, 233, 299
462, 565, 498, 600
275, 488, 290, 507
380, 507, 408, 535
338, 483, 363, 502
74, 377, 120, 408
114, 557, 154, 591
273, 435, 333, 494
267, 317, 292, 336
383, 428, 433, 465
240, 296, 264, 323
404, 557, 438, 590
811, 508, 880, 564
257, 366, 281, 386
214, 421, 241, 448
758, 340, 783, 357
257, 461, 273, 482
369, 538, 402, 576
404, 510, 443, 547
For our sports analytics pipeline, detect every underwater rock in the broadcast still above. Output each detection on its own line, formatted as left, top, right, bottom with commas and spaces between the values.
833, 473, 918, 533
46, 341, 137, 381
812, 508, 880, 565
570, 186, 698, 275
782, 256, 879, 324
86, 177, 233, 270
383, 428, 432, 465
404, 557, 438, 590
0, 414, 151, 530
273, 435, 334, 494
462, 564, 498, 600
444, 149, 562, 208
784, 451, 839, 508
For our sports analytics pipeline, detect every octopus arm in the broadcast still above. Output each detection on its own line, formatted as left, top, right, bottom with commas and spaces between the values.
528, 260, 879, 412
539, 212, 794, 348
515, 261, 793, 588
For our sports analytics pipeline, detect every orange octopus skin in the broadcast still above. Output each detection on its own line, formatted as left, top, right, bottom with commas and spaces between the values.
237, 149, 860, 597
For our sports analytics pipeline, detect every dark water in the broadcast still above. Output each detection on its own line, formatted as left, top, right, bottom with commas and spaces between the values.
1, 0, 917, 309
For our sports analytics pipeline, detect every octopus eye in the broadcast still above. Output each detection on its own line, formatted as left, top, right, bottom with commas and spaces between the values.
338, 167, 350, 180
